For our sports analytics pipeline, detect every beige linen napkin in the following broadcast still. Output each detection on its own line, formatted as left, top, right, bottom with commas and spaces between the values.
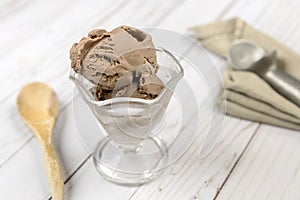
191, 18, 300, 131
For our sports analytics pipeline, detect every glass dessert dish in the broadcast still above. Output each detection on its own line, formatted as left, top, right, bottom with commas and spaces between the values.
71, 28, 226, 187
70, 48, 184, 185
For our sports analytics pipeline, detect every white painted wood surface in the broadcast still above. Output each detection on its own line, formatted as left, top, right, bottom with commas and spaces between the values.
0, 0, 300, 199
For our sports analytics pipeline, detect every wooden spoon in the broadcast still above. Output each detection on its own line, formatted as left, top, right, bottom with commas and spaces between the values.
17, 82, 64, 200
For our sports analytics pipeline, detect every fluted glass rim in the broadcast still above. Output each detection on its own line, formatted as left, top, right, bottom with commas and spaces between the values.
69, 47, 184, 107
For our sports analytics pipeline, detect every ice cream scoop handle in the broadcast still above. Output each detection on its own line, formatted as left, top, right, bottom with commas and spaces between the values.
264, 68, 300, 107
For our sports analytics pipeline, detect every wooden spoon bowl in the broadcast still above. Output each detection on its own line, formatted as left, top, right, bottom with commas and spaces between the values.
17, 82, 63, 200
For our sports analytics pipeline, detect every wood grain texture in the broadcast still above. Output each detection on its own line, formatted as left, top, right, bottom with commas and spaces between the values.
1, 0, 300, 199
130, 119, 258, 200
0, 0, 184, 165
216, 125, 300, 200
214, 0, 300, 199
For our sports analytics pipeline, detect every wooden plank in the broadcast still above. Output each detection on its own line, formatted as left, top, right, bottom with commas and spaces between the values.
1, 0, 287, 200
64, 0, 262, 199
0, 0, 194, 199
64, 159, 137, 200
216, 125, 300, 200
128, 0, 259, 199
0, 0, 34, 19
0, 104, 91, 199
0, 0, 123, 164
213, 0, 300, 199
52, 0, 246, 199
157, 0, 236, 34
0, 0, 185, 165
130, 118, 258, 200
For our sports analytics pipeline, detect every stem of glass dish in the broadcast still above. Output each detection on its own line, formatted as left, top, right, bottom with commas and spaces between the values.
119, 142, 144, 153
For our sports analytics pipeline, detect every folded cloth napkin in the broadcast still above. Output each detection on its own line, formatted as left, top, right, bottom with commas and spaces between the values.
191, 18, 300, 131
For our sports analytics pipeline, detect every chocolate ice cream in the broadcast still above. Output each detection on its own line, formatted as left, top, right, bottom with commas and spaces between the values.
70, 26, 163, 101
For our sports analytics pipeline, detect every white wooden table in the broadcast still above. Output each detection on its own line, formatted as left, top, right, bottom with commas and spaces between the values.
1, 0, 300, 199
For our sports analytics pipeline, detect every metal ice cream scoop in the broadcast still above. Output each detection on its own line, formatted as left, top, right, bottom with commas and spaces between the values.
227, 39, 300, 107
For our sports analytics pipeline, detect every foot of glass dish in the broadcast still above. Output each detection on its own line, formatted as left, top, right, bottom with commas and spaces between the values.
93, 136, 168, 186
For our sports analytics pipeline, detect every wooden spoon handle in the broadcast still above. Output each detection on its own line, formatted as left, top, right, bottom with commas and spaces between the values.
41, 142, 64, 200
